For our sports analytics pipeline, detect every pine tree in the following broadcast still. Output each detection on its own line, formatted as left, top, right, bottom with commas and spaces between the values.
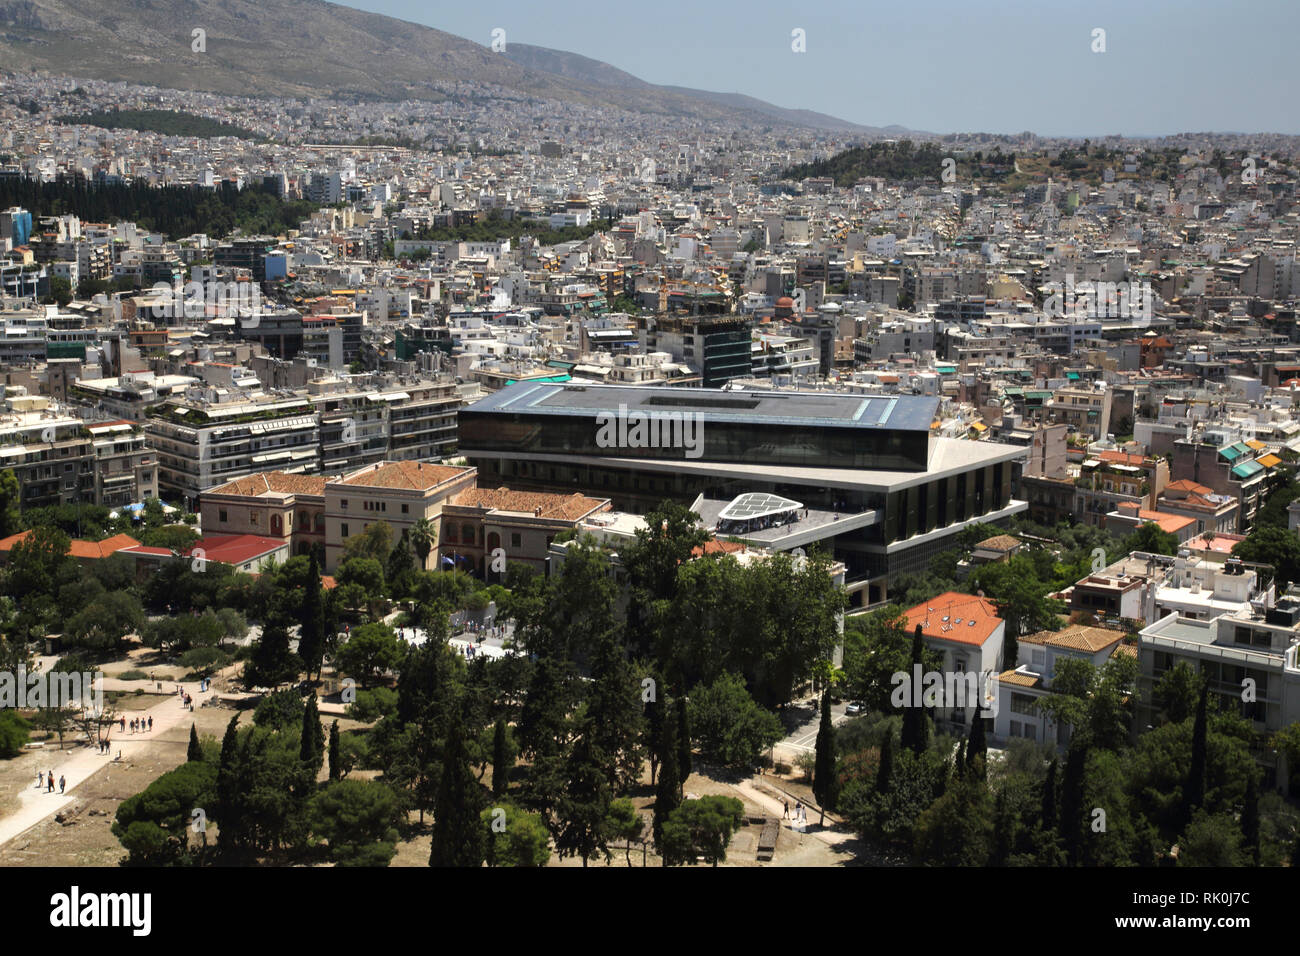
429, 719, 484, 867
186, 722, 202, 762
653, 703, 681, 849
1183, 683, 1209, 827
554, 722, 613, 867
1242, 771, 1260, 866
812, 691, 838, 826
246, 620, 299, 688
675, 696, 692, 796
298, 551, 327, 680
875, 729, 894, 794
328, 720, 341, 782
586, 632, 646, 795
300, 694, 325, 775
491, 717, 509, 797
901, 624, 928, 755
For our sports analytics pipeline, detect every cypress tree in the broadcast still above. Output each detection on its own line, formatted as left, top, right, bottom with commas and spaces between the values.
991, 787, 1013, 866
1242, 771, 1260, 866
875, 729, 894, 794
215, 715, 241, 856
955, 739, 967, 776
901, 624, 929, 755
429, 719, 484, 867
967, 711, 987, 779
675, 696, 692, 795
300, 694, 324, 774
1059, 741, 1088, 866
1040, 757, 1058, 833
328, 720, 341, 781
186, 722, 202, 762
491, 717, 509, 797
1183, 683, 1209, 827
644, 678, 664, 787
298, 551, 326, 680
653, 703, 680, 849
812, 691, 838, 825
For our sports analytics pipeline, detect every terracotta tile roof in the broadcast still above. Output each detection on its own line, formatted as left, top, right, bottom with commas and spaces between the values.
451, 486, 609, 521
996, 669, 1042, 688
1098, 450, 1148, 467
1137, 509, 1195, 535
903, 592, 1002, 647
0, 530, 139, 559
691, 539, 748, 557
1113, 642, 1137, 659
207, 471, 330, 498
1166, 479, 1213, 495
338, 460, 471, 491
1021, 623, 1126, 652
974, 534, 1021, 552
70, 533, 141, 560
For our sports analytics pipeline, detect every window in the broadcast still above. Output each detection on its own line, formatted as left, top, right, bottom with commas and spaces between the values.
510, 532, 522, 549
1010, 693, 1037, 716
341, 523, 349, 538
249, 510, 258, 524
341, 499, 349, 510
219, 509, 228, 523
401, 503, 409, 514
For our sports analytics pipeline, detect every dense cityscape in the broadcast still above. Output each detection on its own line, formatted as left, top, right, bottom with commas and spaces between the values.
0, 4, 1297, 911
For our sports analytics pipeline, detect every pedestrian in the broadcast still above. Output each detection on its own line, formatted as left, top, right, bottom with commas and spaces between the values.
782, 800, 789, 819
59, 776, 65, 794
47, 772, 54, 792
119, 717, 125, 732
37, 771, 43, 789
148, 716, 153, 732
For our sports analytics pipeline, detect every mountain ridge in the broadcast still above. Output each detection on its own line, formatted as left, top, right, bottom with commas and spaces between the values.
0, 0, 903, 132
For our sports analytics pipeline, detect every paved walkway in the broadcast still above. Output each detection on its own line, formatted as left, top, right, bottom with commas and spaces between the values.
0, 678, 213, 848
733, 779, 856, 850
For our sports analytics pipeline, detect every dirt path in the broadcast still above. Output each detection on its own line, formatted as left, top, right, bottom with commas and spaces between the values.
0, 678, 215, 848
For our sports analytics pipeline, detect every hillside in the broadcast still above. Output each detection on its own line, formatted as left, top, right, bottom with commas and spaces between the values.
0, 0, 879, 131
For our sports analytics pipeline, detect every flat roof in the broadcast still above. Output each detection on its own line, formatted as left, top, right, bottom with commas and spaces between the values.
468, 382, 940, 432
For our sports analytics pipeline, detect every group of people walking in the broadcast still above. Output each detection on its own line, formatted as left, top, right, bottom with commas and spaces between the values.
35, 771, 65, 794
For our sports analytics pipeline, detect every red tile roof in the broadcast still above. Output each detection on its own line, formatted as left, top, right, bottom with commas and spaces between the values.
903, 592, 1003, 646
181, 534, 288, 566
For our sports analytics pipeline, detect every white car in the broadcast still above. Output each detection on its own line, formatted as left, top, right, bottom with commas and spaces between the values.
845, 701, 863, 715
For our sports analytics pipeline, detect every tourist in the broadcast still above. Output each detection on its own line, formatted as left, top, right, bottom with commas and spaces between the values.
58, 775, 65, 794
37, 771, 43, 790
148, 716, 153, 731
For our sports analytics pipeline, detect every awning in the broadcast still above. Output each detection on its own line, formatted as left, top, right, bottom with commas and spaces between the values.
1231, 460, 1264, 479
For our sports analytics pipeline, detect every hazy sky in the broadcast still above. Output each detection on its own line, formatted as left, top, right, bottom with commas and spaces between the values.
337, 0, 1298, 137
